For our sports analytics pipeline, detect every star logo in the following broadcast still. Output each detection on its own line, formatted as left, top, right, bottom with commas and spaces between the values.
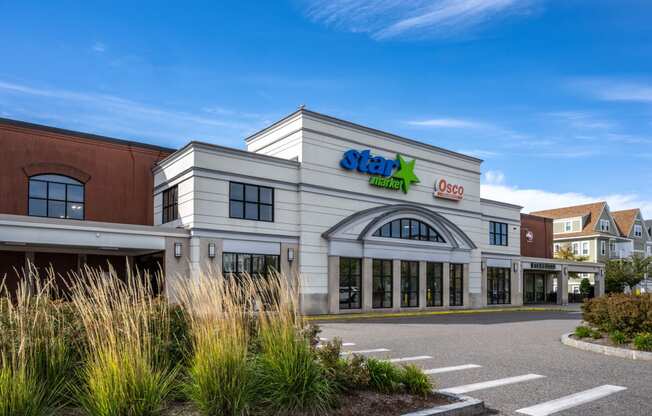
392, 154, 420, 193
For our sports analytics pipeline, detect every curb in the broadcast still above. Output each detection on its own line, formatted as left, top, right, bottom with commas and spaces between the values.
308, 307, 569, 321
401, 391, 485, 416
561, 332, 652, 361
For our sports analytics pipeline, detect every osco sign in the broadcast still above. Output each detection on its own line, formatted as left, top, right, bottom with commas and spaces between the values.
434, 178, 464, 201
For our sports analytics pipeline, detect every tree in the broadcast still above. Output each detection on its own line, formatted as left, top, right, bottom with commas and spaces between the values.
579, 278, 593, 297
604, 255, 651, 293
628, 254, 651, 290
554, 246, 589, 262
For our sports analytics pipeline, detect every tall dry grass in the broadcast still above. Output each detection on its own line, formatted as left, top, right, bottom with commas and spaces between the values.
0, 266, 74, 416
68, 266, 177, 416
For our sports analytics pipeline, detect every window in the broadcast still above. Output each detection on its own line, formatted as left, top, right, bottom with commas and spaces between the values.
564, 220, 572, 232
489, 221, 508, 246
222, 252, 280, 278
600, 241, 606, 256
554, 243, 560, 253
339, 258, 361, 310
401, 261, 419, 307
372, 218, 445, 242
487, 267, 510, 305
28, 174, 84, 220
372, 259, 393, 309
229, 182, 273, 222
162, 186, 178, 223
609, 241, 616, 253
634, 224, 643, 237
450, 263, 464, 306
599, 219, 610, 232
572, 242, 580, 255
582, 241, 589, 256
426, 262, 443, 307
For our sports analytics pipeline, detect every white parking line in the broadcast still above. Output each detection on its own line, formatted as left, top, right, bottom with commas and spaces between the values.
516, 385, 627, 416
387, 355, 432, 363
342, 342, 356, 347
423, 364, 482, 375
439, 374, 545, 394
341, 348, 390, 355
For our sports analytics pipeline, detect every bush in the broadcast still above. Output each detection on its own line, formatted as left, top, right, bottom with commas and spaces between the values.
582, 293, 652, 337
316, 339, 370, 392
366, 358, 403, 393
633, 333, 652, 351
609, 330, 627, 345
400, 364, 433, 397
574, 326, 592, 338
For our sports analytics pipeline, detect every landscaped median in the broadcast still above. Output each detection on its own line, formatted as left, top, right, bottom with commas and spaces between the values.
562, 293, 652, 360
0, 269, 484, 416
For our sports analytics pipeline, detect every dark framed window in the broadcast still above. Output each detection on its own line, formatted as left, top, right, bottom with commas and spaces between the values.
487, 267, 511, 305
450, 263, 464, 306
162, 186, 179, 223
229, 182, 274, 222
489, 221, 508, 246
401, 261, 419, 308
426, 262, 443, 307
372, 218, 445, 242
339, 257, 361, 310
222, 252, 280, 278
28, 174, 84, 220
372, 259, 393, 309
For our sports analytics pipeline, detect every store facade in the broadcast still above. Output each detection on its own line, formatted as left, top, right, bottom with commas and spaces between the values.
154, 108, 525, 314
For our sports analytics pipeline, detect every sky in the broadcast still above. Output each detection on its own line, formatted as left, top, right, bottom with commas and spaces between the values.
1, 1, 652, 215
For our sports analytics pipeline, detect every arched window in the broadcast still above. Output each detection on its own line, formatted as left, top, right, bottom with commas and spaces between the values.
372, 218, 445, 243
28, 174, 84, 220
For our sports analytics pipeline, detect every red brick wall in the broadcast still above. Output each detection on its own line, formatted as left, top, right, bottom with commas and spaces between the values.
521, 214, 554, 259
0, 120, 172, 225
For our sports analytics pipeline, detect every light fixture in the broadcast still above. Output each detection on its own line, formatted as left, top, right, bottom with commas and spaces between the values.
208, 242, 216, 258
174, 242, 182, 258
480, 261, 485, 271
287, 247, 295, 262
513, 262, 519, 272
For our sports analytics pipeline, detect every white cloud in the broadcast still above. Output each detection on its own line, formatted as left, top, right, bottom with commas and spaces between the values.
407, 117, 488, 128
546, 111, 614, 130
92, 42, 106, 53
573, 78, 652, 103
481, 172, 652, 217
303, 0, 540, 39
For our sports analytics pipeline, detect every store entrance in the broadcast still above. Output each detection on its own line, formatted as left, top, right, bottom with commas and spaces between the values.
524, 271, 557, 304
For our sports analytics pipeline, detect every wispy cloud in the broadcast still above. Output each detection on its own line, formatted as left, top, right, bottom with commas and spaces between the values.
546, 111, 615, 129
92, 42, 106, 53
303, 0, 541, 40
572, 78, 652, 103
406, 117, 489, 128
0, 80, 266, 146
481, 171, 652, 217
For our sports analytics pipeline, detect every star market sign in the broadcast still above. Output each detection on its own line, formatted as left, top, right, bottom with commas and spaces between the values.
340, 149, 419, 194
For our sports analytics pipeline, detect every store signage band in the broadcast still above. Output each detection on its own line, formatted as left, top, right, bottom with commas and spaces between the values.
434, 178, 464, 201
529, 262, 558, 270
340, 149, 420, 194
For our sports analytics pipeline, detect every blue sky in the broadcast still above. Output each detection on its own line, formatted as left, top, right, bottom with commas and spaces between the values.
1, 1, 652, 215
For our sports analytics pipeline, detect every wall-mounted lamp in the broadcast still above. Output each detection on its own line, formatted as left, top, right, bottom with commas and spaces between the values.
174, 242, 182, 258
208, 242, 216, 258
513, 262, 519, 273
563, 266, 568, 275
287, 247, 295, 262
480, 261, 485, 271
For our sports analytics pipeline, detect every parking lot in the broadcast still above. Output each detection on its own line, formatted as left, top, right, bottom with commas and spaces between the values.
316, 310, 651, 415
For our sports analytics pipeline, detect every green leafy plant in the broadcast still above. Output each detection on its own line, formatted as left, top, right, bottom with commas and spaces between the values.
582, 293, 652, 336
609, 330, 627, 345
400, 364, 433, 398
590, 329, 603, 339
366, 358, 402, 393
633, 333, 652, 351
574, 326, 592, 338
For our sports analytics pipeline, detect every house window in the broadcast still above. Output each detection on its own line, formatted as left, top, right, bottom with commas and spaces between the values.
600, 241, 606, 256
450, 263, 464, 306
222, 252, 280, 279
426, 262, 443, 307
564, 221, 572, 232
28, 174, 85, 220
372, 259, 392, 309
339, 258, 361, 310
487, 267, 510, 305
401, 261, 419, 308
372, 218, 445, 242
634, 224, 643, 237
162, 186, 178, 223
572, 242, 580, 255
489, 221, 508, 246
554, 243, 560, 253
609, 241, 616, 253
599, 219, 610, 232
229, 182, 274, 222
582, 241, 589, 256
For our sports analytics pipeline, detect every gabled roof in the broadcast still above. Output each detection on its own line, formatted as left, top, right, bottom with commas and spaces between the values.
530, 202, 608, 238
611, 209, 640, 237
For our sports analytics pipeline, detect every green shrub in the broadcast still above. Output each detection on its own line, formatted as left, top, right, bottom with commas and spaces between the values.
574, 326, 592, 338
633, 333, 652, 351
316, 338, 370, 392
400, 364, 433, 398
366, 358, 402, 393
609, 330, 627, 345
582, 293, 652, 336
590, 329, 603, 339
0, 366, 48, 416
